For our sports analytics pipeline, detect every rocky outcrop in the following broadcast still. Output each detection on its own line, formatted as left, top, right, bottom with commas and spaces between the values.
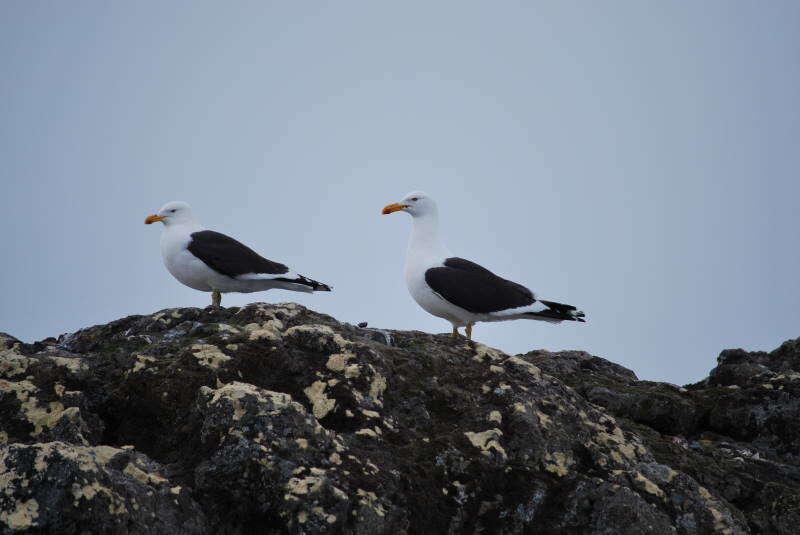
1, 303, 798, 534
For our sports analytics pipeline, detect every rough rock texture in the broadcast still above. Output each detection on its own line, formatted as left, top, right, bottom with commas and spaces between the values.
1, 303, 798, 534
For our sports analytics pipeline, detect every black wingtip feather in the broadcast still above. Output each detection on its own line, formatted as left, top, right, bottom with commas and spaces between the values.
534, 300, 587, 322
275, 274, 332, 292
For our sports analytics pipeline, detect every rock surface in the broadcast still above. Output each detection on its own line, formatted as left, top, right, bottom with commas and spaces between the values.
1, 303, 798, 534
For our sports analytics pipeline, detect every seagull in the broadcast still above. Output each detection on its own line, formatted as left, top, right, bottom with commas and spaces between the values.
145, 201, 331, 307
382, 191, 585, 340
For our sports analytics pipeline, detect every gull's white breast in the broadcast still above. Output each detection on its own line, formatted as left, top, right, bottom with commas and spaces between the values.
160, 228, 215, 291
404, 254, 475, 327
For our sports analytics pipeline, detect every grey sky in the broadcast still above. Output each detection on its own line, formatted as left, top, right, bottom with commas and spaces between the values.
2, 1, 798, 384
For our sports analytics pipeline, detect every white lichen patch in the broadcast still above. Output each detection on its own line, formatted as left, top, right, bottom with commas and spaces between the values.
488, 411, 502, 424
190, 344, 231, 369
356, 428, 379, 438
304, 381, 336, 419
344, 364, 361, 378
296, 438, 309, 450
362, 410, 380, 419
464, 429, 507, 459
489, 365, 505, 374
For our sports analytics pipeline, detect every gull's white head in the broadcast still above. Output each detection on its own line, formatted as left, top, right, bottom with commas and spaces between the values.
382, 191, 438, 218
144, 201, 196, 226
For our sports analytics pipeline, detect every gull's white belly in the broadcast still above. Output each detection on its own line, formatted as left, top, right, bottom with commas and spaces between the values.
405, 261, 474, 326
164, 248, 215, 292
161, 230, 228, 292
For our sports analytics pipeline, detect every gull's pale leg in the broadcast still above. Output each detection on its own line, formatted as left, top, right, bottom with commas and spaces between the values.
451, 326, 459, 338
212, 290, 221, 308
466, 324, 473, 341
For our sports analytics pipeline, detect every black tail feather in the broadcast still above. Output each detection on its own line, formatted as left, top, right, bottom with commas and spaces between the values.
275, 275, 332, 291
530, 300, 586, 322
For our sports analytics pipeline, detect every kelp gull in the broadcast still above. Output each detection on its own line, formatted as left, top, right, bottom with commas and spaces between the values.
382, 191, 585, 340
145, 201, 331, 307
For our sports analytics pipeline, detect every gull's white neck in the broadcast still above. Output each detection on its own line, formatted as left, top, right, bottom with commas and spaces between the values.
163, 218, 204, 235
407, 211, 451, 263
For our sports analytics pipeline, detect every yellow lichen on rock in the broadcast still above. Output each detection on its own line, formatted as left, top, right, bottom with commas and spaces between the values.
286, 476, 323, 496
472, 343, 505, 362
191, 344, 231, 369
123, 462, 168, 485
46, 356, 87, 373
464, 429, 507, 459
369, 371, 387, 401
326, 352, 355, 372
543, 452, 571, 477
131, 355, 155, 373
633, 472, 665, 498
504, 356, 542, 380
0, 498, 39, 530
243, 320, 283, 341
304, 381, 336, 419
0, 344, 33, 377
285, 324, 352, 351
357, 489, 386, 517
208, 382, 299, 422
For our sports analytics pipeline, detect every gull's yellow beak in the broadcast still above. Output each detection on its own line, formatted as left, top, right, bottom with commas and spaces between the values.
144, 214, 165, 224
382, 203, 409, 215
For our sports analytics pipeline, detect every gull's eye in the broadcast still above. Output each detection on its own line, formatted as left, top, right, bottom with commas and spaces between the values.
410, 197, 419, 202
170, 209, 177, 213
